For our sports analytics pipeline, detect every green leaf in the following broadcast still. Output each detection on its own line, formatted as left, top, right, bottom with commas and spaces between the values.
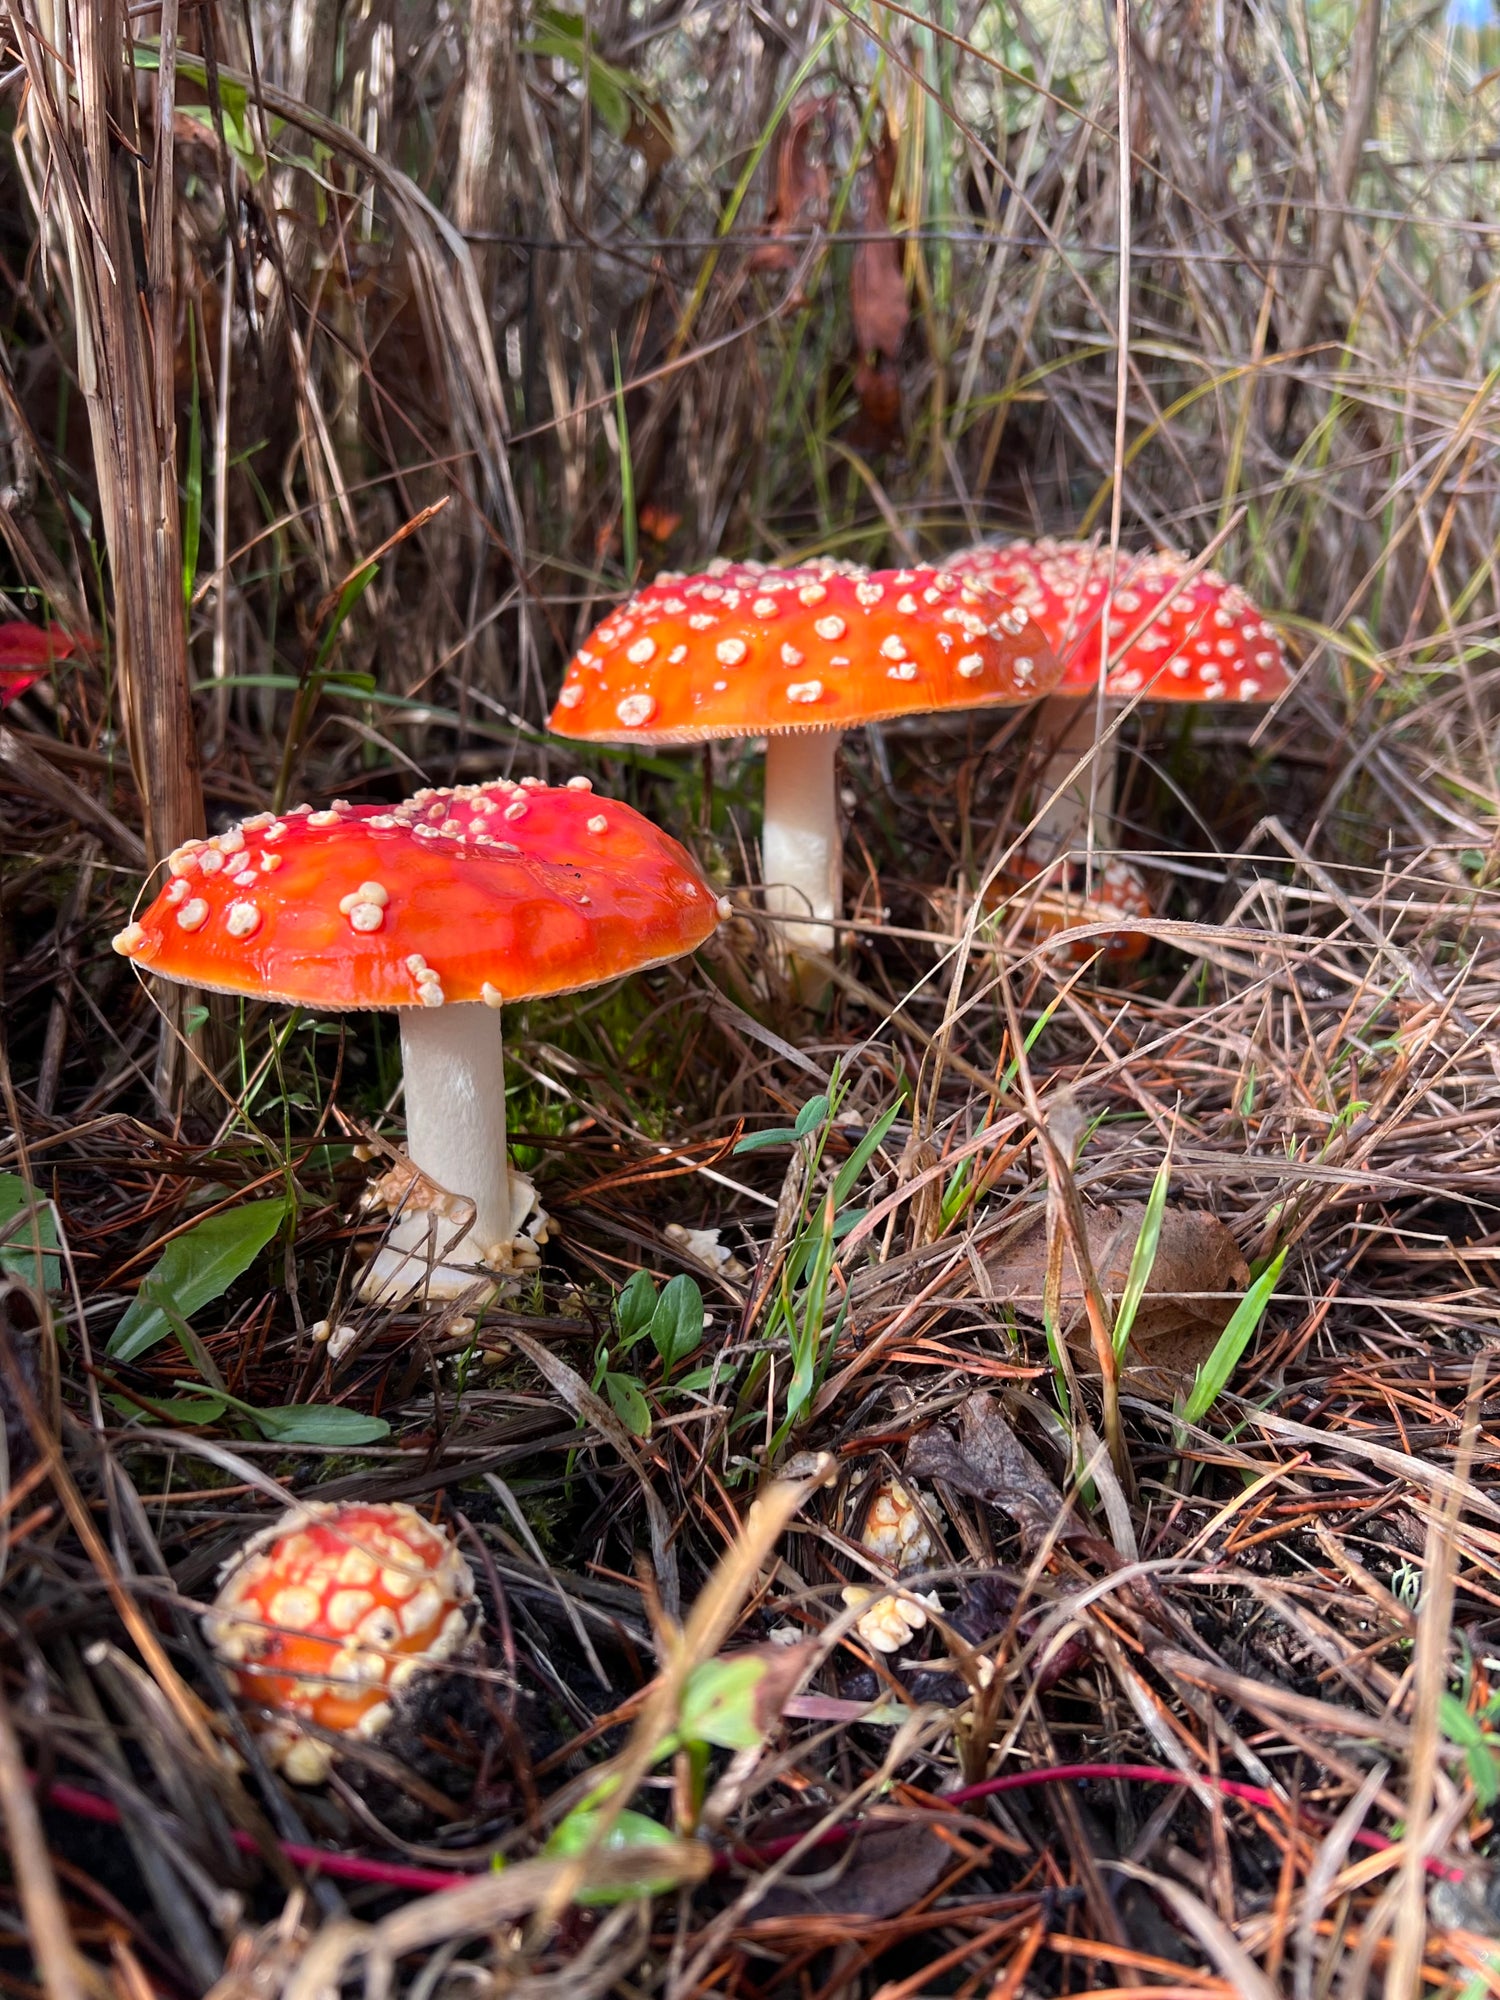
647, 1274, 703, 1377
616, 1268, 657, 1345
245, 1404, 391, 1445
733, 1125, 800, 1154
673, 1360, 738, 1394
1180, 1246, 1287, 1426
1112, 1153, 1171, 1361
1470, 1744, 1500, 1808
544, 1805, 679, 1903
183, 1383, 392, 1445
108, 1197, 287, 1362
1441, 1693, 1486, 1750
177, 101, 267, 180
110, 1391, 228, 1427
523, 14, 635, 139
830, 1100, 901, 1207
0, 1175, 62, 1295
678, 1655, 770, 1751
604, 1371, 651, 1438
794, 1093, 830, 1139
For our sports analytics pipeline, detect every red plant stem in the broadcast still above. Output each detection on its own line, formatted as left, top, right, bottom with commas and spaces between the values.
37, 1758, 1462, 1898
37, 1777, 472, 1893
734, 1762, 1464, 1884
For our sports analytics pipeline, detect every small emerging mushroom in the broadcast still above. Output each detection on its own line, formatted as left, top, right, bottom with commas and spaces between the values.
548, 560, 1060, 979
989, 837, 1154, 965
203, 1501, 475, 1784
839, 1476, 941, 1655
946, 541, 1291, 946
114, 778, 725, 1300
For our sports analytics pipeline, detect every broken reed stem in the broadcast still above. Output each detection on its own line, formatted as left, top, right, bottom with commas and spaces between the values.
66, 1, 205, 870
8, 0, 207, 1094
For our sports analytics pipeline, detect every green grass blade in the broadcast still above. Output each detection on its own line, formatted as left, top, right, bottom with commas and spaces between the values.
1112, 1154, 1171, 1362
1180, 1247, 1288, 1426
611, 334, 637, 583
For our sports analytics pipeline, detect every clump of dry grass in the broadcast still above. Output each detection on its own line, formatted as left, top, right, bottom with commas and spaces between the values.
3, 1, 1500, 1995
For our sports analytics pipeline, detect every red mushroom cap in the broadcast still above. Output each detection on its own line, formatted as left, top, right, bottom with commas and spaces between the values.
0, 620, 80, 706
204, 1501, 475, 1783
112, 779, 723, 1011
992, 839, 1154, 963
945, 541, 1291, 704
548, 560, 1061, 743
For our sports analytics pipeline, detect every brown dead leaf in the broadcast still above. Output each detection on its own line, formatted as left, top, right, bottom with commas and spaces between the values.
850, 358, 902, 448
748, 97, 831, 275
850, 132, 908, 360
743, 1816, 953, 1921
622, 100, 675, 183
982, 1204, 1251, 1405
906, 1391, 1071, 1545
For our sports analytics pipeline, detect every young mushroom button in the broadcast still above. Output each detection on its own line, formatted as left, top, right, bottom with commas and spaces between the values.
203, 1501, 475, 1784
113, 781, 727, 1302
548, 561, 1060, 979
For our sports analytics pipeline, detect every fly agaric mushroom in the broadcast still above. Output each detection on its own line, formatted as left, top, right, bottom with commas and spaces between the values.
548, 561, 1060, 973
113, 778, 725, 1300
204, 1501, 475, 1783
0, 619, 81, 706
992, 837, 1155, 964
946, 540, 1291, 857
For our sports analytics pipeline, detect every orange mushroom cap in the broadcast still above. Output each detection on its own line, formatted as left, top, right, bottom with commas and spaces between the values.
203, 1501, 475, 1783
111, 778, 724, 1012
945, 541, 1291, 704
992, 839, 1153, 963
548, 560, 1062, 743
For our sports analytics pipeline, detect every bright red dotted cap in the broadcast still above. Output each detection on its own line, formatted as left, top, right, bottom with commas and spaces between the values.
112, 779, 723, 1011
548, 559, 1061, 743
946, 541, 1291, 703
204, 1501, 475, 1783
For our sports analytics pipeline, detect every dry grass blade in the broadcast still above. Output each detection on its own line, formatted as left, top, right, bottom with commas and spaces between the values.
1114, 1862, 1278, 2000
1387, 1358, 1485, 1998
0, 1677, 90, 2000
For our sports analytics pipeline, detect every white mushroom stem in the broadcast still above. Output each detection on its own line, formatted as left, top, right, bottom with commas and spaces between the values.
762, 729, 841, 963
1030, 692, 1122, 862
362, 1002, 540, 1303
398, 1002, 515, 1256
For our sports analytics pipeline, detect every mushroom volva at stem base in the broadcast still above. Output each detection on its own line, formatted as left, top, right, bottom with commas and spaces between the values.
761, 729, 841, 963
360, 1000, 545, 1305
